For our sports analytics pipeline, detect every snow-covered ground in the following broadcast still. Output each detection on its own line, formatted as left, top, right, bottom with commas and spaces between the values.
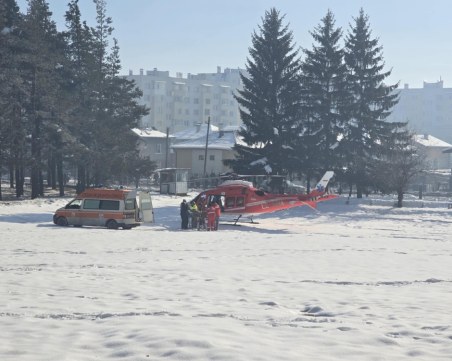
1, 192, 452, 360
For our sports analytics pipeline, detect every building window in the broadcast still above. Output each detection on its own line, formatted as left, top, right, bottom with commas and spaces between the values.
205, 98, 211, 105
198, 155, 204, 161
156, 143, 162, 154
204, 109, 210, 116
209, 155, 215, 161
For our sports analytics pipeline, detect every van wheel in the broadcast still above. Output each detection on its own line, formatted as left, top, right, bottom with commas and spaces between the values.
56, 217, 68, 227
106, 220, 118, 229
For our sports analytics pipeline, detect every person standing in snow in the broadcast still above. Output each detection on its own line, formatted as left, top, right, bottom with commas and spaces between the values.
180, 199, 189, 229
213, 201, 221, 230
206, 203, 216, 231
189, 201, 199, 229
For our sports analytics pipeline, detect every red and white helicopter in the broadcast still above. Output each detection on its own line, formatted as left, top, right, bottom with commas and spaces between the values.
192, 171, 336, 223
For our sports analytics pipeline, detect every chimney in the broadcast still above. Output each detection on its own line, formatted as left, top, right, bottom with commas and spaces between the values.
129, 69, 133, 76
195, 122, 202, 132
424, 134, 429, 140
217, 66, 221, 73
139, 68, 144, 76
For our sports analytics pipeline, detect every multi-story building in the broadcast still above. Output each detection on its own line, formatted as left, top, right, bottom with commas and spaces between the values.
124, 67, 244, 133
388, 80, 452, 144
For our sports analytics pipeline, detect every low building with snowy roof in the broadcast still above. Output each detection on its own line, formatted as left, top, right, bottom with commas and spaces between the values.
171, 127, 241, 178
132, 128, 175, 168
412, 134, 452, 193
414, 134, 452, 170
171, 123, 219, 144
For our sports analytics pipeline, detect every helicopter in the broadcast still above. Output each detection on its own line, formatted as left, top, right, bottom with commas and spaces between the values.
191, 171, 336, 224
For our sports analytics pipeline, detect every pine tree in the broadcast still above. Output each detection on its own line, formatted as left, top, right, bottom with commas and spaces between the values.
299, 10, 349, 191
63, 0, 98, 191
86, 0, 148, 186
0, 0, 24, 199
342, 9, 399, 198
21, 0, 64, 198
229, 8, 302, 175
97, 38, 149, 185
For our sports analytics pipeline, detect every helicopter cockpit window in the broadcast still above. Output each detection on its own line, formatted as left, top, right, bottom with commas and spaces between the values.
236, 197, 244, 207
254, 190, 265, 196
225, 197, 235, 208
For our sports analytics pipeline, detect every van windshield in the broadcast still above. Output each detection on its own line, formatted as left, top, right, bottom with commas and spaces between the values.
66, 199, 82, 209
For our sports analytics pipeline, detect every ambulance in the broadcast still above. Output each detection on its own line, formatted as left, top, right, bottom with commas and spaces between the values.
53, 188, 154, 229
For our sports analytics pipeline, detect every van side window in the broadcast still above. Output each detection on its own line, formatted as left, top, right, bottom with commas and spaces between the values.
83, 199, 100, 209
100, 200, 120, 210
125, 199, 136, 210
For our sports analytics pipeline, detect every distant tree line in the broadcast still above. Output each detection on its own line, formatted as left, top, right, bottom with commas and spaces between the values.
0, 0, 155, 200
228, 8, 423, 202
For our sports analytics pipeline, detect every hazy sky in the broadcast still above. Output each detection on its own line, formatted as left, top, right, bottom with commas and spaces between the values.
17, 0, 452, 88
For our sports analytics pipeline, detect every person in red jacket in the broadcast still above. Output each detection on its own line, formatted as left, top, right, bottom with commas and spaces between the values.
213, 201, 221, 230
206, 203, 216, 231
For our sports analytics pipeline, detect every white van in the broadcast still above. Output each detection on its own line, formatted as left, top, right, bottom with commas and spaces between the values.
53, 188, 154, 229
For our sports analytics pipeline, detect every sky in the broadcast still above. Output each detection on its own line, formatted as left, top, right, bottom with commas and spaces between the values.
16, 0, 452, 88
1, 191, 452, 360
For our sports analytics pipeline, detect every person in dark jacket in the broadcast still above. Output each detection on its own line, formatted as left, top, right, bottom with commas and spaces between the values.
180, 199, 189, 229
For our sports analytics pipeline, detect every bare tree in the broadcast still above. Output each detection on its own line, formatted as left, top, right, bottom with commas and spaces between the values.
372, 139, 425, 207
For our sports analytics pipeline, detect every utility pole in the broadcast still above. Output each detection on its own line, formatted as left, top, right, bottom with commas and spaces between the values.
165, 127, 169, 168
203, 116, 211, 177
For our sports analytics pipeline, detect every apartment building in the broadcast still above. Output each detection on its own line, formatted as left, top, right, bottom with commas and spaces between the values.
125, 66, 244, 133
388, 80, 452, 144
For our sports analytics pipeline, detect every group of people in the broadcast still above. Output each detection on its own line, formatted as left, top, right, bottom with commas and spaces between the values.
180, 198, 221, 231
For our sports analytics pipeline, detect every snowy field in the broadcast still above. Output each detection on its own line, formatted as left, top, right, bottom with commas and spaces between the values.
1, 192, 452, 361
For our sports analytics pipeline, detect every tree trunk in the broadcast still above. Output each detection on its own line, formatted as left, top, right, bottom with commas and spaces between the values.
9, 162, 14, 188
356, 184, 363, 199
397, 190, 403, 208
77, 165, 86, 194
31, 68, 41, 199
49, 154, 57, 189
15, 166, 23, 198
57, 153, 64, 197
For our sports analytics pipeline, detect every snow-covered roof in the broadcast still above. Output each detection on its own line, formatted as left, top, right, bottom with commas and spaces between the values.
414, 134, 452, 148
172, 123, 219, 141
132, 128, 173, 138
171, 130, 239, 151
221, 125, 242, 132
